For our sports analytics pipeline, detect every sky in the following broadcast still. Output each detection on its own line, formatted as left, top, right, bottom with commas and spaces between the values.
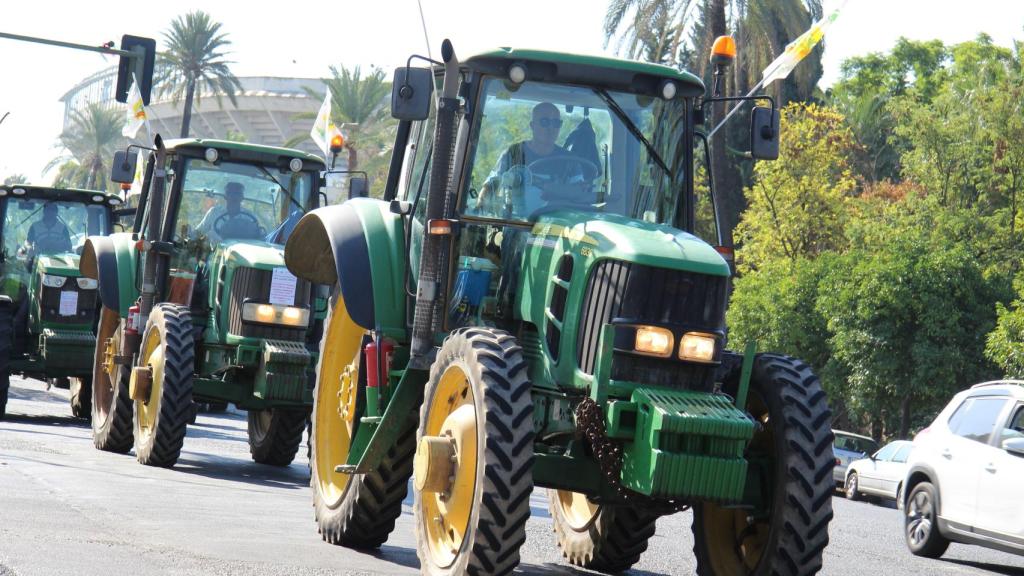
1, 0, 1022, 183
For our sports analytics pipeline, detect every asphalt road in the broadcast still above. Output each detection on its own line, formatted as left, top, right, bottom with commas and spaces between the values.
2, 376, 1024, 576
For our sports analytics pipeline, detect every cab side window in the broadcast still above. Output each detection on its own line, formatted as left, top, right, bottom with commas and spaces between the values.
947, 397, 1009, 444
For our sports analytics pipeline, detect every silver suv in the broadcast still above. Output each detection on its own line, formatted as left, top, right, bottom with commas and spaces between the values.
903, 381, 1024, 558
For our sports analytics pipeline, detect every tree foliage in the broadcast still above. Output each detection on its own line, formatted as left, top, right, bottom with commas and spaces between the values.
48, 103, 125, 192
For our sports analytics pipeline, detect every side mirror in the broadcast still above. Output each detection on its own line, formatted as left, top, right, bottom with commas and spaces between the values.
391, 67, 433, 121
110, 151, 137, 184
1003, 436, 1024, 457
349, 176, 369, 199
750, 106, 780, 161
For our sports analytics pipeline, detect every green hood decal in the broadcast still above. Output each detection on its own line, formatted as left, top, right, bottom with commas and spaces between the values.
218, 240, 286, 268
530, 211, 729, 277
36, 253, 82, 276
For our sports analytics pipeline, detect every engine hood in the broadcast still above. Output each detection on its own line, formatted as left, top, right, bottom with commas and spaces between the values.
36, 253, 82, 276
529, 211, 730, 277
217, 240, 286, 269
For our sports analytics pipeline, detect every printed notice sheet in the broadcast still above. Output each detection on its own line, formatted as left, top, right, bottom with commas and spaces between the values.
59, 291, 79, 316
269, 267, 297, 306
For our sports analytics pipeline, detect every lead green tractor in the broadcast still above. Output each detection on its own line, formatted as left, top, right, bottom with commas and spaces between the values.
286, 40, 834, 575
80, 139, 327, 467
0, 185, 125, 420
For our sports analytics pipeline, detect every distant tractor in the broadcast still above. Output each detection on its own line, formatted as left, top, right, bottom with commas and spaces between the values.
81, 139, 326, 467
0, 185, 123, 420
286, 40, 834, 575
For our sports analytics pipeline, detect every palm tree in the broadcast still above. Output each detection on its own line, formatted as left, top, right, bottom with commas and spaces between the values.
155, 11, 242, 138
293, 65, 394, 172
47, 103, 124, 191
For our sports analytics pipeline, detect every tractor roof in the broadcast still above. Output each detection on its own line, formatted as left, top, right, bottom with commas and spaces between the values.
463, 48, 705, 97
0, 184, 121, 205
162, 138, 325, 166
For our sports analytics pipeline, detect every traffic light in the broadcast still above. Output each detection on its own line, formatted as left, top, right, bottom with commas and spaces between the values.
115, 35, 156, 105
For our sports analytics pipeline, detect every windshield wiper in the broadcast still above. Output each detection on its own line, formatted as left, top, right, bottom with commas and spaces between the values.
256, 165, 306, 214
593, 88, 671, 176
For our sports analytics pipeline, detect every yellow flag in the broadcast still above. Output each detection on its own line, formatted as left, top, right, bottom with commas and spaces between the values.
122, 74, 150, 140
760, 6, 842, 86
310, 90, 338, 158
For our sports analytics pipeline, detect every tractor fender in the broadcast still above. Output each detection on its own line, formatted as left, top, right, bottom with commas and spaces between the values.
80, 233, 139, 317
285, 198, 406, 333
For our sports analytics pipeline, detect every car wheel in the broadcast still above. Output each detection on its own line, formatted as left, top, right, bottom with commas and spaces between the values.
845, 472, 861, 501
904, 481, 949, 558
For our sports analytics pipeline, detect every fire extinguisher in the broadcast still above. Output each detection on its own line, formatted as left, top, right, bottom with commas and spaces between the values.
364, 336, 394, 416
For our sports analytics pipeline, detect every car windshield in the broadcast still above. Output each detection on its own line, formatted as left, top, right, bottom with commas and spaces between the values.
835, 434, 879, 454
176, 158, 314, 246
2, 198, 109, 258
460, 78, 688, 225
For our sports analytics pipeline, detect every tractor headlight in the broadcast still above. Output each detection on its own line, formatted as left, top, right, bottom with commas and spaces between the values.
634, 326, 674, 357
76, 277, 98, 290
41, 274, 67, 288
679, 332, 717, 363
241, 302, 309, 328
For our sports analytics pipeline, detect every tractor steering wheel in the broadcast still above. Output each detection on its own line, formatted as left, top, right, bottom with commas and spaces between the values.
213, 212, 264, 240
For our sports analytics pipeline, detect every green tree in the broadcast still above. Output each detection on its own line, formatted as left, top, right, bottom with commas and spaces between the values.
2, 174, 27, 185
155, 11, 242, 138
987, 273, 1024, 378
48, 103, 125, 191
733, 102, 857, 270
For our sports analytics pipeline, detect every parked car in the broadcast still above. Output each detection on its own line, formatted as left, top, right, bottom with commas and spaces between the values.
903, 380, 1024, 559
845, 440, 913, 506
833, 430, 880, 487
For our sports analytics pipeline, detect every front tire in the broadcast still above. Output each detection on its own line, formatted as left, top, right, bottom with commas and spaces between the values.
92, 307, 133, 452
904, 481, 949, 558
311, 291, 414, 548
414, 327, 534, 576
845, 472, 861, 501
547, 489, 658, 573
693, 354, 834, 576
133, 304, 194, 467
247, 408, 308, 466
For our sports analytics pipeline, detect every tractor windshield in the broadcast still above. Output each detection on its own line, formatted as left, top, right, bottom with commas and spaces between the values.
2, 198, 109, 259
461, 78, 688, 225
175, 158, 314, 247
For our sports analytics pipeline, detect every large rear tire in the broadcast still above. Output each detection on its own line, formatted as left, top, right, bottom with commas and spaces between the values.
70, 377, 92, 420
547, 489, 659, 573
247, 408, 308, 466
311, 291, 415, 548
414, 328, 534, 576
0, 302, 12, 420
693, 354, 834, 576
133, 304, 194, 467
92, 307, 133, 452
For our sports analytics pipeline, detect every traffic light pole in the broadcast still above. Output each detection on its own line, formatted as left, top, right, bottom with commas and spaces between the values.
0, 31, 134, 57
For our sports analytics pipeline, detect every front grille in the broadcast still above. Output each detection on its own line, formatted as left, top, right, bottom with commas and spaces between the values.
39, 282, 98, 325
228, 267, 311, 341
576, 260, 727, 378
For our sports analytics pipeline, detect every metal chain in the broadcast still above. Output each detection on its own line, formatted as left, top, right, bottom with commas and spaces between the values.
575, 398, 690, 513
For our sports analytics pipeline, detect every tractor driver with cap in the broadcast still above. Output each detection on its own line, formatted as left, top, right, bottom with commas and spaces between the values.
195, 181, 263, 243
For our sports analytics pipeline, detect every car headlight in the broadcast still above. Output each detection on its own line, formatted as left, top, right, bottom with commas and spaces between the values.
634, 325, 674, 357
679, 332, 717, 363
76, 277, 98, 290
241, 302, 309, 328
41, 274, 67, 288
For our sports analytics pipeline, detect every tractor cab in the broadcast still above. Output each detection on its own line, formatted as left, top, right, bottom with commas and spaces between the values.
0, 185, 123, 419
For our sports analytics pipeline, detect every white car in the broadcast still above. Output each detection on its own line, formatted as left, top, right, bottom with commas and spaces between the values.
903, 380, 1024, 559
845, 440, 913, 506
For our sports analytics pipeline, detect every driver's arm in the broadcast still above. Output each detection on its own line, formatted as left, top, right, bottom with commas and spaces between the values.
58, 224, 72, 253
475, 149, 512, 215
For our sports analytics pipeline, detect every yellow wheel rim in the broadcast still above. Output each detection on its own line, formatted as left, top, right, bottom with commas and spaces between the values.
135, 322, 165, 438
556, 490, 600, 531
420, 363, 478, 568
313, 294, 363, 506
701, 392, 772, 574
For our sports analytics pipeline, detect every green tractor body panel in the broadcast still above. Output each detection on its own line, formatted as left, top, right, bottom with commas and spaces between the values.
161, 138, 324, 164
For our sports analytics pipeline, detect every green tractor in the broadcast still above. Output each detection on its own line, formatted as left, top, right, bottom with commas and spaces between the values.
0, 185, 125, 420
286, 40, 834, 575
80, 138, 327, 467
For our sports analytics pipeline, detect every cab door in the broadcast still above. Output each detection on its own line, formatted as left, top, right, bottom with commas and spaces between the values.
938, 396, 1009, 527
974, 403, 1024, 545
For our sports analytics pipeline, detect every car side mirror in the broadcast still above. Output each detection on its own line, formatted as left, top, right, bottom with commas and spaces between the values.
750, 106, 779, 161
349, 176, 368, 200
110, 150, 137, 184
1002, 436, 1024, 457
391, 67, 433, 121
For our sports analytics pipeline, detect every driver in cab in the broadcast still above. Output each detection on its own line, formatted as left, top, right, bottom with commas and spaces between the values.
25, 202, 72, 255
195, 181, 262, 243
475, 102, 589, 218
